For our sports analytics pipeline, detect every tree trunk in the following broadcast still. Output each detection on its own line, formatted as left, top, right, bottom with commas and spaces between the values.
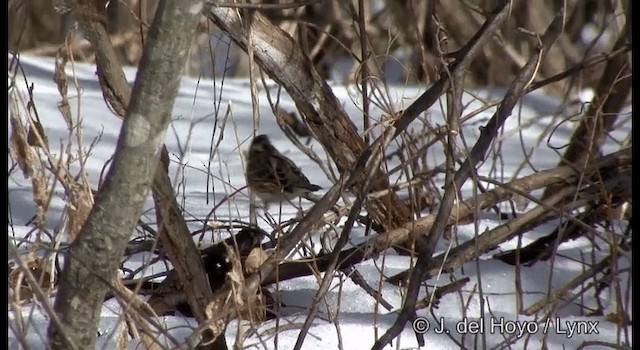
47, 1, 204, 348
204, 6, 413, 233
542, 23, 630, 200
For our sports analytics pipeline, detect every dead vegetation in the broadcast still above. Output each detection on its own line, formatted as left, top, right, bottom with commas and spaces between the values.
8, 0, 631, 349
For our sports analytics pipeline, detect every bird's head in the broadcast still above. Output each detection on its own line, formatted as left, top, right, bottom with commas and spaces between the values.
249, 134, 275, 155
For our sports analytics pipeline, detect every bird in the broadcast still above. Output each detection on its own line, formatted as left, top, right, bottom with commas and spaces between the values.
245, 134, 321, 208
274, 107, 312, 139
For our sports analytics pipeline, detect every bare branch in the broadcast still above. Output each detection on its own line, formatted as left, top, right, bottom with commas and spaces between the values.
372, 5, 566, 348
47, 1, 205, 348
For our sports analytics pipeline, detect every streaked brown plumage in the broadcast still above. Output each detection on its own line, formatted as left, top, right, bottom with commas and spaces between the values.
274, 107, 312, 138
246, 134, 321, 207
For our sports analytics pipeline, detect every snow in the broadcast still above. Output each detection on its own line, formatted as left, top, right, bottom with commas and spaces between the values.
8, 54, 632, 349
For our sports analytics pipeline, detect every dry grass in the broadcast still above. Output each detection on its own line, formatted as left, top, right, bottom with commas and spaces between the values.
7, 1, 632, 349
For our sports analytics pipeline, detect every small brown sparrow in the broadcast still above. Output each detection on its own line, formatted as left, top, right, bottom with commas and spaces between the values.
246, 134, 321, 208
274, 107, 312, 139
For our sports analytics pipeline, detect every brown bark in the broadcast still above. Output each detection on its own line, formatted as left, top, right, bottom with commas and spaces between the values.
373, 6, 564, 348
151, 152, 215, 324
137, 148, 629, 317
47, 1, 220, 346
47, 1, 205, 349
9, 0, 65, 51
263, 147, 630, 286
543, 25, 631, 199
204, 7, 413, 233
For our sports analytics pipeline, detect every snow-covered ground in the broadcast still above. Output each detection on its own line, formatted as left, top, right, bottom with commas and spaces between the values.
8, 54, 631, 349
